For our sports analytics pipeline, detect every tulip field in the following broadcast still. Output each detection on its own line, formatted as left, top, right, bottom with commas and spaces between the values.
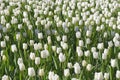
0, 0, 120, 80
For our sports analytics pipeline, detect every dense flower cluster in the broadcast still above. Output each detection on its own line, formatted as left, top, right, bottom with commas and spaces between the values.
0, 0, 120, 80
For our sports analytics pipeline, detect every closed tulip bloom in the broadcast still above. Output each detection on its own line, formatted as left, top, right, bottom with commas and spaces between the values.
91, 47, 96, 53
93, 52, 98, 59
74, 62, 80, 74
118, 52, 120, 59
71, 78, 79, 80
110, 59, 117, 68
35, 57, 40, 65
86, 64, 92, 71
94, 72, 104, 80
79, 40, 84, 47
62, 35, 67, 42
2, 75, 10, 80
116, 70, 120, 79
59, 53, 66, 62
76, 31, 81, 38
11, 44, 17, 52
76, 47, 83, 57
23, 43, 27, 50
1, 41, 6, 48
19, 63, 25, 71
104, 73, 109, 80
67, 62, 73, 68
64, 69, 70, 77
84, 50, 90, 57
97, 43, 104, 50
82, 60, 87, 67
28, 67, 35, 77
30, 40, 34, 46
48, 71, 55, 80
38, 32, 43, 39
38, 68, 44, 76
57, 47, 62, 54
52, 46, 56, 52
2, 55, 7, 61
17, 58, 23, 65
29, 52, 35, 60
102, 53, 107, 60
41, 50, 49, 58
16, 33, 21, 40
34, 43, 39, 50
52, 74, 59, 80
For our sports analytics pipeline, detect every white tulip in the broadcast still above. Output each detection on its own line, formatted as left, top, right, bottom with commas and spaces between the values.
67, 62, 73, 68
29, 52, 35, 60
2, 75, 10, 80
82, 60, 87, 67
11, 44, 17, 52
28, 67, 35, 77
19, 63, 25, 71
52, 74, 59, 80
38, 32, 43, 39
79, 40, 84, 47
17, 58, 23, 65
97, 43, 104, 50
23, 43, 27, 50
48, 71, 55, 80
41, 50, 49, 58
84, 50, 90, 57
59, 53, 66, 62
76, 31, 81, 38
64, 69, 70, 77
104, 73, 109, 80
56, 47, 62, 54
110, 59, 117, 68
93, 52, 98, 59
38, 68, 44, 76
1, 41, 6, 48
30, 40, 34, 46
16, 33, 21, 40
116, 70, 120, 79
86, 64, 92, 71
35, 57, 40, 65
74, 62, 80, 74
94, 72, 104, 80
62, 35, 67, 42
118, 52, 120, 59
